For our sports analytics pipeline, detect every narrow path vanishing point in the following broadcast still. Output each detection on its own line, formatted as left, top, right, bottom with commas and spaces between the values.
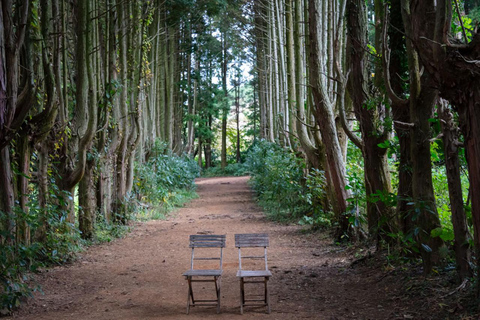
8, 176, 414, 320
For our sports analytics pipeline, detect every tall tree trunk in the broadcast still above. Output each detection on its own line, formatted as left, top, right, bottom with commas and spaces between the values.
457, 89, 480, 283
0, 147, 14, 240
0, 0, 30, 238
254, 0, 268, 140
186, 23, 195, 156
113, 0, 129, 222
406, 46, 443, 273
165, 27, 175, 150
438, 100, 472, 279
205, 116, 212, 169
235, 76, 241, 163
308, 0, 351, 239
221, 33, 228, 169
173, 29, 183, 154
78, 0, 98, 239
198, 138, 203, 169
347, 0, 395, 242
56, 0, 97, 226
291, 0, 322, 170
285, 0, 298, 147
15, 131, 30, 245
189, 57, 199, 155
382, 0, 414, 236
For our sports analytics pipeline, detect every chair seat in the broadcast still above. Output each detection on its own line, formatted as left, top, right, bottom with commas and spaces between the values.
237, 270, 272, 278
183, 269, 223, 277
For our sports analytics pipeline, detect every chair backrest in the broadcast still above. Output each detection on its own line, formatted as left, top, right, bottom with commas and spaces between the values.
189, 234, 226, 270
235, 233, 269, 270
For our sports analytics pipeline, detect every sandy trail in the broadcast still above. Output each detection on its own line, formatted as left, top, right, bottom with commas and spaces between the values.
7, 176, 422, 320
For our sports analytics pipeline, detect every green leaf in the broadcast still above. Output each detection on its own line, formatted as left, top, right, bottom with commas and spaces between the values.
421, 244, 432, 253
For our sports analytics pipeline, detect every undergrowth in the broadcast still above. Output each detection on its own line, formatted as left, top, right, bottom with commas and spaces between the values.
1, 141, 199, 314
133, 141, 199, 221
201, 162, 250, 177
245, 140, 332, 227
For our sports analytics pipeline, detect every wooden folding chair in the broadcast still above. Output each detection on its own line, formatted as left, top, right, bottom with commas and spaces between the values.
183, 234, 226, 314
235, 233, 272, 314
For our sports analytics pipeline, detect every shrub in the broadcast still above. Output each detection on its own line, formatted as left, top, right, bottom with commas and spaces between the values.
133, 141, 200, 219
0, 235, 42, 314
0, 191, 81, 314
245, 140, 330, 227
201, 162, 250, 177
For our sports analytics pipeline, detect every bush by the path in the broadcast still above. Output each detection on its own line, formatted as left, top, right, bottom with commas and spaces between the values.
133, 141, 200, 220
245, 140, 332, 226
201, 162, 250, 177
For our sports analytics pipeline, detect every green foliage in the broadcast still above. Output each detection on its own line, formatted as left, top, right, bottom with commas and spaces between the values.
468, 6, 480, 24
0, 189, 82, 313
298, 169, 333, 229
431, 163, 471, 245
133, 140, 200, 218
134, 189, 198, 221
94, 214, 130, 243
201, 162, 250, 177
245, 140, 331, 228
431, 227, 455, 242
385, 230, 419, 260
345, 140, 367, 228
0, 237, 41, 313
452, 1, 475, 41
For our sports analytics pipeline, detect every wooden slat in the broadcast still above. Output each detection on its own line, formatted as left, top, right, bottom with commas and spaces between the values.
190, 243, 224, 248
183, 269, 223, 277
189, 234, 226, 248
235, 233, 269, 247
235, 233, 268, 238
245, 299, 267, 302
190, 235, 226, 240
237, 270, 272, 277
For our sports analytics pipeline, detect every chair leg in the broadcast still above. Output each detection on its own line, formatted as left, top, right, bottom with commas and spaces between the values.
239, 277, 245, 315
265, 277, 270, 314
186, 277, 193, 314
215, 276, 221, 314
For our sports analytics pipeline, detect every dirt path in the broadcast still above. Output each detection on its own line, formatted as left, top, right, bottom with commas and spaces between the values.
7, 176, 439, 319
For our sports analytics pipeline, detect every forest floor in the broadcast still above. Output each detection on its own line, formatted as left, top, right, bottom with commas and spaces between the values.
5, 176, 477, 320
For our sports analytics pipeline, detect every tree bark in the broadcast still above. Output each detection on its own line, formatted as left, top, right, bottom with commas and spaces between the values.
399, 0, 444, 273
78, 0, 98, 239
438, 100, 472, 279
0, 0, 30, 236
308, 0, 351, 239
381, 0, 414, 235
235, 75, 241, 163
15, 130, 30, 245
113, 0, 130, 222
292, 0, 323, 170
401, 0, 480, 279
221, 32, 228, 168
347, 0, 395, 242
